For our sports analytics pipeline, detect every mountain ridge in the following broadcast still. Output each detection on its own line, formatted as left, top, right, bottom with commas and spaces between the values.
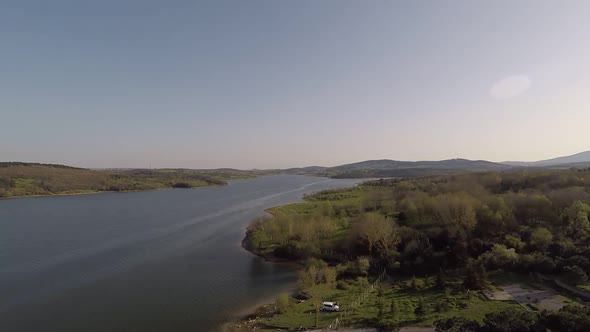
3, 150, 590, 180
502, 150, 590, 167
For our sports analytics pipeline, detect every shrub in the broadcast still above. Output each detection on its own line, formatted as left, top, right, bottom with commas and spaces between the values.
275, 293, 290, 313
336, 280, 350, 290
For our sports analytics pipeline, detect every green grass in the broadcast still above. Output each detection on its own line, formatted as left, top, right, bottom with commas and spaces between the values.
267, 276, 524, 329
576, 284, 590, 292
269, 201, 321, 216
304, 187, 364, 202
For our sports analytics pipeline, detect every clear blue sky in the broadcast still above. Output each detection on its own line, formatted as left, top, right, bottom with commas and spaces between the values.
1, 0, 589, 169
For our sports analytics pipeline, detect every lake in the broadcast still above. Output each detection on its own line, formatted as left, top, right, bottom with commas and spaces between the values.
0, 175, 361, 331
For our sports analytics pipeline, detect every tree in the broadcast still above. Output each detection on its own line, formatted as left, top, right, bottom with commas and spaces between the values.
463, 259, 487, 290
544, 305, 590, 332
456, 203, 478, 231
275, 293, 290, 313
435, 317, 480, 332
410, 275, 422, 290
435, 270, 446, 289
297, 260, 336, 327
563, 201, 590, 236
563, 265, 588, 285
356, 257, 371, 276
355, 213, 399, 256
244, 217, 272, 250
530, 227, 553, 251
482, 310, 543, 332
482, 244, 517, 269
504, 234, 525, 252
414, 298, 426, 321
377, 293, 384, 320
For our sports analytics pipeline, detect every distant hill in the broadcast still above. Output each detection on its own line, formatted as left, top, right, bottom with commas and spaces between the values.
281, 166, 329, 175
319, 152, 590, 178
331, 158, 509, 172
0, 162, 82, 169
5, 150, 590, 195
321, 158, 510, 178
0, 164, 253, 199
503, 150, 590, 167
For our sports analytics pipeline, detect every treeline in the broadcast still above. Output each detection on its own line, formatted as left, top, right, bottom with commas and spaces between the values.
0, 162, 82, 169
244, 169, 590, 286
0, 164, 243, 198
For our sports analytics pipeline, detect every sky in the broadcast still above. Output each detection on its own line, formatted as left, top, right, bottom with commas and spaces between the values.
1, 0, 590, 169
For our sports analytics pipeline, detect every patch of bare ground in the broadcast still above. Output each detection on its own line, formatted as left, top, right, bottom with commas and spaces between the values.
486, 283, 569, 311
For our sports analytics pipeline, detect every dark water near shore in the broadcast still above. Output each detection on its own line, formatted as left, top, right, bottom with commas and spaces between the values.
0, 175, 361, 331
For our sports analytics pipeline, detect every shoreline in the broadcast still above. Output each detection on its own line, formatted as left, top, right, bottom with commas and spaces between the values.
220, 283, 298, 332
224, 211, 309, 331
0, 183, 227, 201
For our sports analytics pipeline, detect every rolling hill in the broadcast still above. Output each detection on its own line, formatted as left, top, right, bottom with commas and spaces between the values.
503, 150, 590, 167
285, 151, 590, 178
314, 158, 511, 178
0, 163, 253, 198
3, 150, 590, 197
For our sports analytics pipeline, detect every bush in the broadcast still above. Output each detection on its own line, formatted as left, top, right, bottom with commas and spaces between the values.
171, 182, 192, 188
275, 293, 290, 313
273, 242, 320, 259
482, 310, 543, 332
563, 265, 588, 285
336, 280, 350, 290
435, 317, 480, 332
375, 318, 400, 330
414, 298, 426, 320
409, 276, 424, 290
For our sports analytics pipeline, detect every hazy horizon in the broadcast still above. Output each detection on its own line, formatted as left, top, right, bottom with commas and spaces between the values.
6, 149, 590, 170
2, 1, 590, 169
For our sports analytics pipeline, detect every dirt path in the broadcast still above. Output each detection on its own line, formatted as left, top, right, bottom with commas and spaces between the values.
486, 283, 568, 311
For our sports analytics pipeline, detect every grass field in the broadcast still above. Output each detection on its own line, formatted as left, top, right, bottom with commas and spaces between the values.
264, 276, 524, 330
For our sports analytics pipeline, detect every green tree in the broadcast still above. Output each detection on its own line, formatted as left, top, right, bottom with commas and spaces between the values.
355, 213, 399, 256
355, 257, 371, 276
275, 293, 290, 313
544, 305, 590, 332
563, 265, 588, 285
483, 244, 517, 269
410, 275, 421, 290
530, 227, 553, 251
563, 201, 590, 236
435, 317, 480, 332
463, 259, 487, 290
504, 234, 525, 252
297, 261, 336, 327
482, 310, 543, 332
414, 298, 426, 321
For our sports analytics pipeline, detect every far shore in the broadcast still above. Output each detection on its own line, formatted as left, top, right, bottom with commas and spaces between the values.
0, 183, 227, 201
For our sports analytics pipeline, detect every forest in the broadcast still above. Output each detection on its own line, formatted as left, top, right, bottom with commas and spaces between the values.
242, 168, 590, 331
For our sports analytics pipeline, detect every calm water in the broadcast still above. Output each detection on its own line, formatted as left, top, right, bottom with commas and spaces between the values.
0, 175, 361, 331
